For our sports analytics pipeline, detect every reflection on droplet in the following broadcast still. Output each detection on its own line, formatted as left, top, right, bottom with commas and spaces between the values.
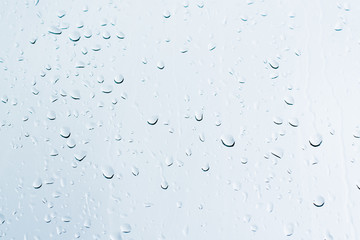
221, 135, 235, 147
313, 196, 325, 207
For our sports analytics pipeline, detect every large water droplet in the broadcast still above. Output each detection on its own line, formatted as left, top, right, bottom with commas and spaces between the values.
48, 26, 62, 35
114, 75, 124, 84
147, 116, 158, 125
313, 196, 325, 207
309, 134, 322, 147
33, 178, 42, 189
102, 166, 114, 179
120, 223, 131, 233
60, 127, 71, 138
69, 31, 81, 42
221, 135, 235, 147
283, 223, 294, 236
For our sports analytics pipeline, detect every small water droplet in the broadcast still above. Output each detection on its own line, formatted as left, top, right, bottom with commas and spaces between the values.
0, 214, 5, 224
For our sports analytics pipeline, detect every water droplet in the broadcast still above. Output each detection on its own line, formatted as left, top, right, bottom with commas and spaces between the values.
161, 180, 169, 190
163, 10, 171, 18
240, 157, 248, 164
33, 178, 42, 189
102, 166, 114, 179
74, 151, 86, 161
69, 31, 81, 42
221, 135, 235, 147
70, 90, 81, 100
114, 75, 124, 84
273, 116, 283, 125
61, 216, 71, 222
60, 127, 71, 138
131, 166, 139, 176
353, 129, 360, 138
47, 111, 56, 120
66, 138, 76, 148
110, 233, 123, 240
309, 134, 322, 147
48, 26, 62, 35
288, 118, 299, 127
195, 111, 203, 121
84, 29, 92, 38
165, 156, 174, 166
147, 116, 158, 125
0, 214, 5, 224
157, 61, 165, 70
284, 96, 294, 105
116, 31, 125, 39
271, 148, 283, 159
313, 195, 325, 207
283, 223, 294, 236
268, 59, 279, 69
201, 163, 210, 172
208, 43, 216, 51
57, 10, 66, 18
120, 223, 131, 233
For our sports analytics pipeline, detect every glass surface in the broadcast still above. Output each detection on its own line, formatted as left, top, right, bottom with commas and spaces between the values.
0, 0, 359, 239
